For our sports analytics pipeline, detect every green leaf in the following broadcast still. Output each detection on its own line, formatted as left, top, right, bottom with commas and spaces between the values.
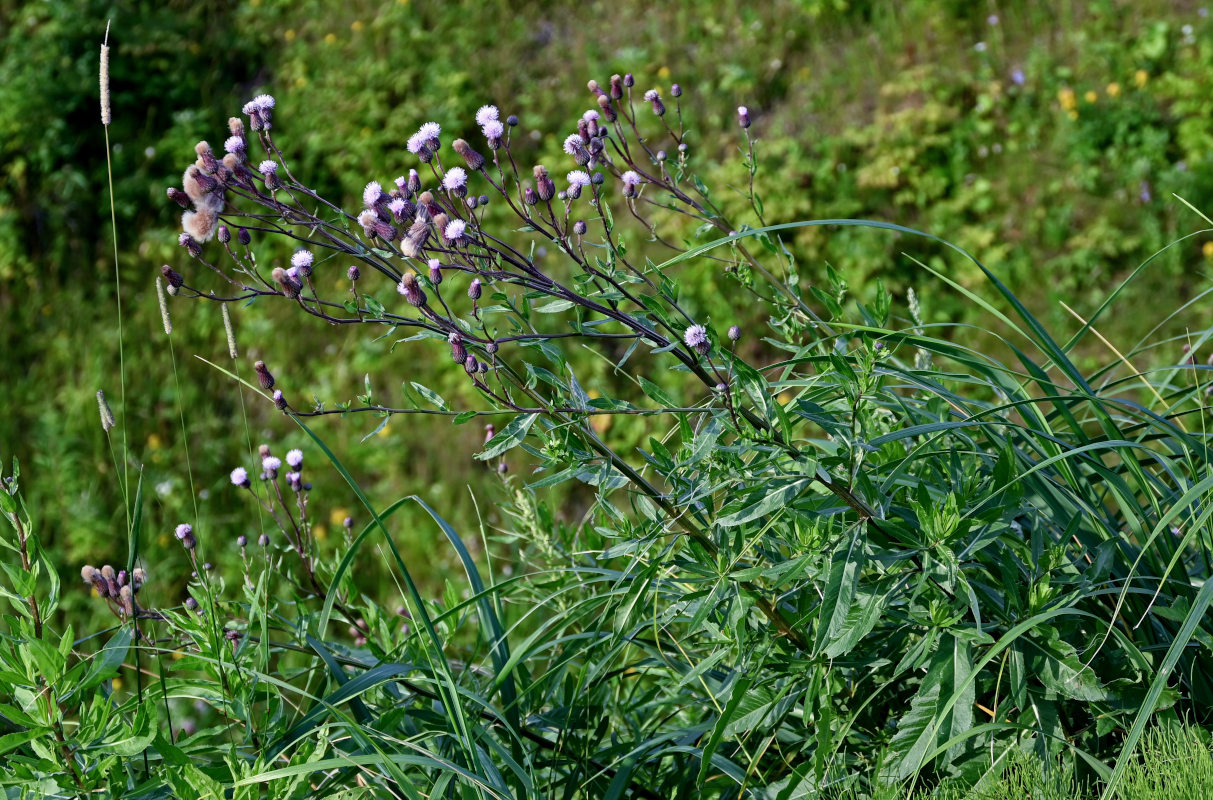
477, 413, 538, 460
813, 526, 865, 655
716, 479, 810, 527
409, 382, 448, 411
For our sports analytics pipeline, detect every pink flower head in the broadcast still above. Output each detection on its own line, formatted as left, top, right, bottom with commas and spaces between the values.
643, 89, 660, 102
285, 448, 303, 468
563, 134, 584, 155
258, 160, 278, 176
583, 109, 600, 122
567, 170, 591, 187
230, 467, 249, 486
291, 249, 314, 269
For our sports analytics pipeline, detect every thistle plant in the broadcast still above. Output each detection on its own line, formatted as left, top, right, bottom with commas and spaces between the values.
134, 70, 1213, 796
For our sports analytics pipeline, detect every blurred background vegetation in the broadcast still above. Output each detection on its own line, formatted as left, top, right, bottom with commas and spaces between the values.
3, 0, 1212, 613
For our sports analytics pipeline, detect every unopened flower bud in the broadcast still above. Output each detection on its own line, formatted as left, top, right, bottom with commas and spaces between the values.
609, 74, 624, 98
464, 354, 479, 375
506, 114, 518, 127
737, 105, 751, 128
254, 360, 275, 390
237, 227, 252, 246
258, 533, 270, 547
397, 272, 427, 307
524, 186, 537, 206
347, 265, 360, 282
428, 259, 442, 285
452, 138, 485, 170
167, 187, 191, 208
217, 224, 230, 244
671, 83, 682, 97
178, 233, 202, 258
596, 93, 617, 122
533, 165, 555, 201
468, 278, 482, 301
273, 390, 287, 410
449, 332, 467, 364
728, 325, 741, 342
185, 597, 199, 611
573, 219, 587, 235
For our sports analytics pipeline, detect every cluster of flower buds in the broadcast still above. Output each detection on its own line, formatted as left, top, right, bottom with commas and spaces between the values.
81, 564, 147, 617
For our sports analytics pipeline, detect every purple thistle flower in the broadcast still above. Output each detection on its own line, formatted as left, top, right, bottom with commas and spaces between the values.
258, 533, 270, 547
583, 109, 600, 123
408, 169, 421, 194
237, 534, 247, 548
388, 197, 408, 220
273, 389, 287, 410
230, 467, 250, 487
684, 324, 710, 355
286, 448, 303, 468
728, 325, 742, 342
621, 170, 642, 198
428, 258, 443, 285
363, 181, 384, 207
262, 456, 282, 477
347, 265, 360, 281
737, 106, 751, 128
476, 105, 499, 126
406, 132, 428, 157
253, 94, 275, 112
258, 159, 281, 189
1011, 68, 1026, 86
468, 278, 482, 300
291, 249, 314, 276
175, 523, 193, 540
223, 135, 246, 156
563, 134, 584, 155
482, 119, 505, 146
567, 170, 591, 187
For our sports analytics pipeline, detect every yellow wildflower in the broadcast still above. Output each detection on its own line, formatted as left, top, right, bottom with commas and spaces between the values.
1084, 90, 1098, 104
1203, 241, 1213, 260
284, 29, 296, 42
1057, 87, 1077, 111
1134, 69, 1148, 88
657, 66, 670, 79
324, 33, 337, 45
351, 20, 364, 32
1106, 82, 1121, 98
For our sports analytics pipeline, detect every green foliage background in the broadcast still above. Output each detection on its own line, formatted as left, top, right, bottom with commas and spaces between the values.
3, 0, 1212, 604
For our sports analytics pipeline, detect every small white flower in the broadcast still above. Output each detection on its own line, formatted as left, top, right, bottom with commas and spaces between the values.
482, 120, 504, 139
475, 105, 499, 126
563, 134, 584, 155
291, 250, 314, 269
363, 181, 383, 207
683, 324, 708, 349
223, 135, 245, 154
230, 467, 249, 486
444, 219, 467, 241
262, 456, 282, 473
442, 167, 468, 191
417, 121, 441, 141
621, 170, 642, 186
286, 449, 303, 468
567, 170, 591, 187
253, 94, 275, 111
258, 160, 278, 175
406, 132, 426, 154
